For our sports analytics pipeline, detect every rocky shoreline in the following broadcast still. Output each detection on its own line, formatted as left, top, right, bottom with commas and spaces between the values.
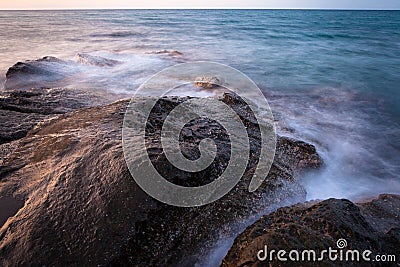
0, 58, 398, 266
222, 194, 400, 266
0, 86, 321, 266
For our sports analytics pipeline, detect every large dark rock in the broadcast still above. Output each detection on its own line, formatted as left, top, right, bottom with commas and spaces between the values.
275, 136, 322, 172
0, 92, 322, 266
222, 194, 400, 267
4, 55, 128, 90
4, 56, 76, 90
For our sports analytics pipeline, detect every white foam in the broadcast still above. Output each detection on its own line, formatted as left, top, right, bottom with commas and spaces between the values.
270, 87, 400, 201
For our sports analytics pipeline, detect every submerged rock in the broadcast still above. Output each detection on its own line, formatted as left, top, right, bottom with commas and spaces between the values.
4, 56, 76, 90
222, 194, 400, 267
76, 53, 121, 67
0, 92, 322, 266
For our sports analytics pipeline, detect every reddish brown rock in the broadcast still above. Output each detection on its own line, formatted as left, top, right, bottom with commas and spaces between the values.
0, 92, 322, 266
222, 194, 400, 267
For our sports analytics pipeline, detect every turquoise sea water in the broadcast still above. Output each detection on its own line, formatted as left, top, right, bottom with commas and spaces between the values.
0, 10, 399, 200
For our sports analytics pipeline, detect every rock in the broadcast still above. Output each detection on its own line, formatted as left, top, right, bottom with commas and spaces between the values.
4, 56, 76, 90
0, 109, 47, 144
89, 31, 143, 38
194, 76, 222, 89
358, 194, 400, 233
76, 53, 121, 67
0, 100, 144, 267
0, 88, 114, 144
0, 197, 24, 227
275, 136, 323, 172
222, 194, 400, 267
0, 92, 322, 266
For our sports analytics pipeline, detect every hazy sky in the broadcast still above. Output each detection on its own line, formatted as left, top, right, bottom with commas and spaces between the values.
0, 0, 399, 10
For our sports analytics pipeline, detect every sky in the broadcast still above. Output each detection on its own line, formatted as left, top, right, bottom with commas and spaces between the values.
0, 0, 399, 10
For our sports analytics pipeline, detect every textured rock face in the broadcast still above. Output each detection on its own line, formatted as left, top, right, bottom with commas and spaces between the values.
0, 99, 151, 266
0, 88, 113, 144
358, 194, 400, 234
222, 194, 400, 267
194, 76, 222, 89
76, 53, 121, 67
112, 94, 322, 266
4, 55, 125, 90
0, 89, 322, 266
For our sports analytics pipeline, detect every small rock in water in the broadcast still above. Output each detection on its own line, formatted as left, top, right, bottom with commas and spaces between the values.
194, 76, 222, 89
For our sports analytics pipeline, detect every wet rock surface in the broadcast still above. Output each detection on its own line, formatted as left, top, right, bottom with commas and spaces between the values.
275, 136, 323, 173
4, 55, 125, 90
0, 99, 147, 266
194, 76, 222, 89
5, 56, 75, 90
0, 88, 114, 144
0, 89, 322, 266
222, 194, 400, 267
76, 53, 121, 67
358, 194, 400, 234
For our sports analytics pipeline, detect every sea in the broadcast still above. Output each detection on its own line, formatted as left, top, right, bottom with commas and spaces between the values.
0, 9, 399, 201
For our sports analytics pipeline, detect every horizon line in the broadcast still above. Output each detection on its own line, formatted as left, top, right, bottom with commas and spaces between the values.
1, 8, 400, 11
